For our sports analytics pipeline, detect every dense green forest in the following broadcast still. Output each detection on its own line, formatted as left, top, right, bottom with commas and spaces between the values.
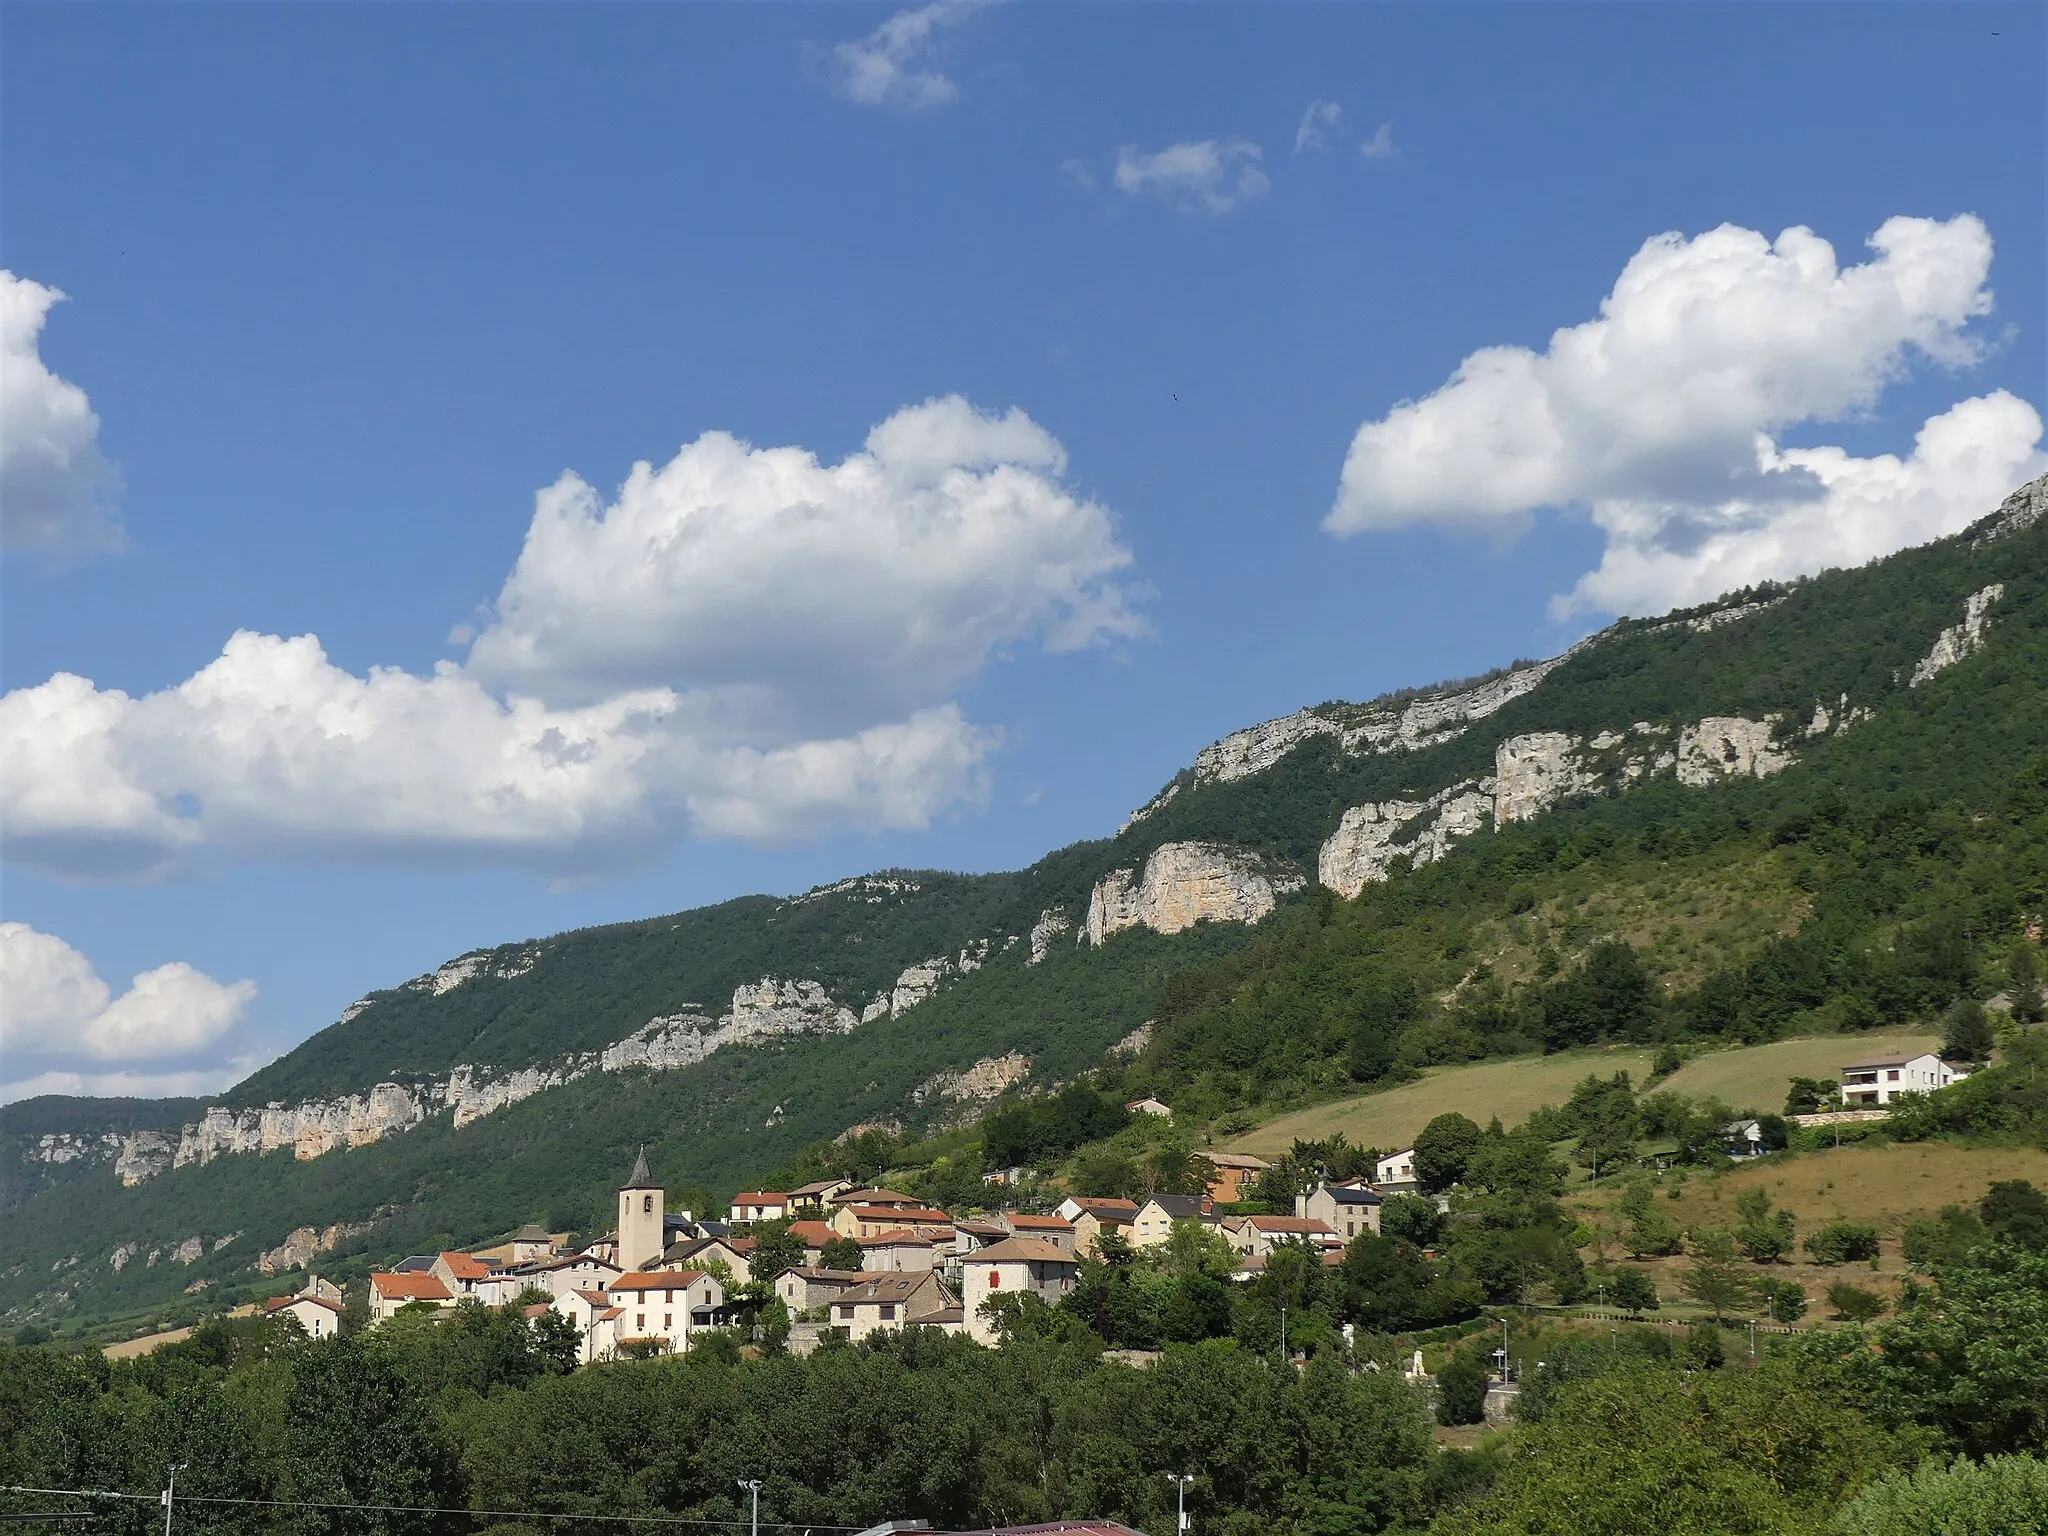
5, 1189, 2045, 1536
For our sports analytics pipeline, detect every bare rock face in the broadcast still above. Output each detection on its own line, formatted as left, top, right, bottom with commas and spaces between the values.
1318, 800, 1429, 898
1973, 472, 2048, 545
1494, 732, 1591, 823
1028, 908, 1071, 964
115, 1131, 175, 1186
1087, 842, 1294, 943
1318, 784, 1497, 898
1675, 717, 1791, 786
1195, 710, 1341, 784
171, 1236, 204, 1266
257, 1221, 361, 1277
913, 1051, 1032, 1106
447, 1065, 574, 1128
1911, 584, 2005, 686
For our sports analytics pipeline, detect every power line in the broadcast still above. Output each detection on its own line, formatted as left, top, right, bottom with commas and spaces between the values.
0, 1490, 859, 1533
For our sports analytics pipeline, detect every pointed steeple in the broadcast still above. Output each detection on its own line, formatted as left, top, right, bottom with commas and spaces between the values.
628, 1145, 651, 1188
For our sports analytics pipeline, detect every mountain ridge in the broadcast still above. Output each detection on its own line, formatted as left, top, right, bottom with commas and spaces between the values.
4, 472, 2043, 1330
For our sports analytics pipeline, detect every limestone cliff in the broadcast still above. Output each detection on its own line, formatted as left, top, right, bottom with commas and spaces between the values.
1086, 842, 1299, 944
1911, 584, 2005, 686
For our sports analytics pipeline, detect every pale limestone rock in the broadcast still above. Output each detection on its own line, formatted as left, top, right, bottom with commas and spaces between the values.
1086, 867, 1144, 945
1318, 800, 1428, 898
110, 1242, 138, 1271
115, 1131, 174, 1186
1028, 908, 1071, 964
1806, 701, 1833, 736
1911, 584, 2005, 686
447, 1065, 571, 1128
913, 1051, 1032, 1105
887, 959, 951, 1018
1088, 842, 1294, 943
1589, 730, 1624, 751
1973, 472, 2048, 545
1119, 780, 1180, 832
212, 1233, 240, 1252
1195, 710, 1340, 783
1494, 733, 1592, 823
1676, 717, 1791, 786
1112, 1022, 1153, 1057
172, 1236, 203, 1266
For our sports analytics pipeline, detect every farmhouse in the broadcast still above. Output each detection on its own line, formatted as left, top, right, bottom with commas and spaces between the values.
1840, 1052, 1971, 1107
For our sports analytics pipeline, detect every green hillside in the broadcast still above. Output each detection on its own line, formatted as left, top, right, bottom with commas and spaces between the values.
3, 476, 2043, 1334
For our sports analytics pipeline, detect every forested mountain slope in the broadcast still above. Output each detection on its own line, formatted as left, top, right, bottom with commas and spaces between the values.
3, 474, 2042, 1333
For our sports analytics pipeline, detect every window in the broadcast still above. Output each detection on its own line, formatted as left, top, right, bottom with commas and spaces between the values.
1888, 1070, 1900, 1082
636, 1313, 645, 1330
664, 1313, 671, 1328
880, 1304, 896, 1320
643, 1195, 653, 1213
665, 1289, 674, 1303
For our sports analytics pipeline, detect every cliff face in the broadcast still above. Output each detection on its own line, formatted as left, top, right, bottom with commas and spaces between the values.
1085, 842, 1301, 945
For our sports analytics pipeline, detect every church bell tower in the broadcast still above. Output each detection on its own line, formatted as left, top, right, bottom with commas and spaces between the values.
618, 1146, 664, 1271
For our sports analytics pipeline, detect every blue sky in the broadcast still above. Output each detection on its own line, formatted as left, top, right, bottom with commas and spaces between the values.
2, 2, 2043, 1100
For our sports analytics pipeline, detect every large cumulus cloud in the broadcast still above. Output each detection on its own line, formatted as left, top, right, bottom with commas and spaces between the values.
1325, 215, 2046, 616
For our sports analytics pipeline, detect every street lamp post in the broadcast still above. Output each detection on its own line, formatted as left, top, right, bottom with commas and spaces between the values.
162, 1464, 187, 1536
1165, 1473, 1194, 1533
737, 1479, 762, 1536
1278, 1302, 1288, 1367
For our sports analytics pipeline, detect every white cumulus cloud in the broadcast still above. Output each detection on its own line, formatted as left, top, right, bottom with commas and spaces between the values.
0, 922, 255, 1065
1, 397, 1137, 878
823, 2, 979, 111
1294, 100, 1343, 153
1, 271, 121, 557
1114, 139, 1269, 215
1326, 215, 2045, 615
1358, 122, 1397, 160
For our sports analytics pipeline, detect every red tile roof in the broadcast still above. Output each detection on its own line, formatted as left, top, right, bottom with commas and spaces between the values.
845, 1204, 951, 1224
265, 1294, 343, 1315
1247, 1216, 1335, 1234
1070, 1198, 1140, 1217
610, 1270, 706, 1292
1006, 1214, 1074, 1231
371, 1272, 453, 1301
438, 1252, 496, 1281
787, 1220, 838, 1246
732, 1192, 789, 1206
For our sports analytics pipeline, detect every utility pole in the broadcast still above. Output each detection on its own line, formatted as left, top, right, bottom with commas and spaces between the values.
1165, 1473, 1193, 1533
737, 1479, 761, 1536
162, 1463, 186, 1536
1277, 1302, 1287, 1367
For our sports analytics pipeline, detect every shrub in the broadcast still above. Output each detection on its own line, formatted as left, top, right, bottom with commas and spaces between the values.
1754, 1278, 1807, 1322
1980, 1179, 2048, 1251
1609, 1268, 1659, 1314
1806, 1221, 1881, 1265
1434, 1349, 1491, 1426
1826, 1282, 1886, 1323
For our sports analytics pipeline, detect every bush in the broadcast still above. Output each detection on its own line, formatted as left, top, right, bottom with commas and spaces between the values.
1434, 1349, 1491, 1426
1806, 1221, 1882, 1265
1980, 1179, 2048, 1251
1684, 1320, 1726, 1369
1826, 1282, 1887, 1323
1753, 1278, 1807, 1322
1609, 1268, 1659, 1314
1833, 1453, 2048, 1534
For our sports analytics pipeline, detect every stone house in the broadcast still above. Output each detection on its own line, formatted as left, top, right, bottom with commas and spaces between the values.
788, 1178, 855, 1212
832, 1202, 953, 1239
960, 1237, 1081, 1344
1061, 1198, 1140, 1257
998, 1213, 1077, 1252
774, 1266, 867, 1315
859, 1230, 940, 1272
659, 1234, 754, 1283
1232, 1215, 1339, 1259
825, 1271, 961, 1343
1298, 1181, 1383, 1240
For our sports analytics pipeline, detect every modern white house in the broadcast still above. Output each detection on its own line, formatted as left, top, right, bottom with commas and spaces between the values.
1375, 1149, 1419, 1192
1840, 1052, 1971, 1106
960, 1237, 1080, 1344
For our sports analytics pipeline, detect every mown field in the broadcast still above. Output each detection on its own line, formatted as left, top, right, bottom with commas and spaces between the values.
1224, 1032, 1944, 1159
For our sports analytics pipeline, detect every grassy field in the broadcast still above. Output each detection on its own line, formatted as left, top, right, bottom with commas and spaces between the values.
1227, 1046, 1661, 1157
1225, 1031, 1942, 1159
1656, 1033, 1940, 1113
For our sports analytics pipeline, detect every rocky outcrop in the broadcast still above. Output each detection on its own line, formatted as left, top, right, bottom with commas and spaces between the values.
1087, 842, 1297, 944
122, 972, 879, 1185
257, 1221, 363, 1277
1319, 783, 1497, 898
28, 1131, 123, 1165
1675, 717, 1791, 786
1112, 1022, 1153, 1057
1911, 584, 2005, 686
913, 1051, 1032, 1106
1189, 657, 1573, 791
1028, 908, 1071, 964
1973, 472, 2048, 545
171, 1236, 204, 1265
1493, 732, 1595, 824
406, 947, 539, 998
1119, 781, 1180, 832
